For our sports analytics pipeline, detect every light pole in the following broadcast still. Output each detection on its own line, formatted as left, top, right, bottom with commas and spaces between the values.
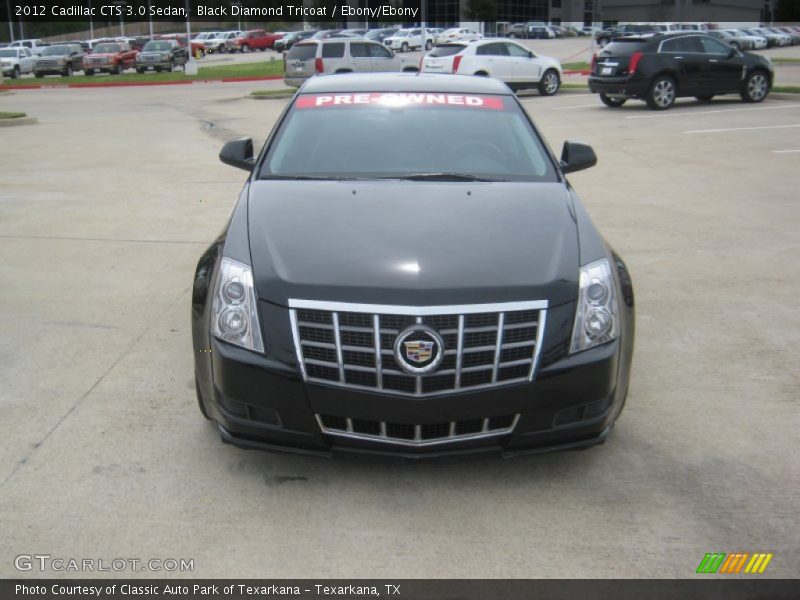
88, 0, 94, 39
185, 0, 198, 74
232, 2, 241, 31
6, 0, 15, 41
420, 0, 427, 56
112, 0, 127, 37
147, 0, 153, 39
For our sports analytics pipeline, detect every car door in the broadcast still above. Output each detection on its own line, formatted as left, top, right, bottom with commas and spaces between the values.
347, 42, 373, 72
474, 42, 510, 80
21, 48, 36, 72
69, 48, 83, 70
504, 41, 537, 83
698, 35, 743, 93
367, 42, 396, 73
659, 36, 705, 94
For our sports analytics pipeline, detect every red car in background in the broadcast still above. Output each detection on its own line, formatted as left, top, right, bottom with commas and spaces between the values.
83, 41, 137, 75
233, 30, 284, 52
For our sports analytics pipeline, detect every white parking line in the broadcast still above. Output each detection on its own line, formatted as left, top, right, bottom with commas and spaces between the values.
683, 124, 800, 134
550, 103, 601, 110
772, 149, 800, 153
627, 104, 800, 119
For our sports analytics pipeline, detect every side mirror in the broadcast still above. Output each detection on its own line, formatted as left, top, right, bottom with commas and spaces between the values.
560, 141, 597, 174
220, 138, 255, 172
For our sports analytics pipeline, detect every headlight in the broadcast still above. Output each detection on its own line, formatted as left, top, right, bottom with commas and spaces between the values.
210, 258, 264, 353
570, 259, 619, 353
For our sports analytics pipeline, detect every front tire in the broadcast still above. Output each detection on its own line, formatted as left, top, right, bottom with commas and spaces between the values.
401, 42, 409, 52
646, 75, 676, 110
425, 40, 433, 51
600, 93, 627, 107
115, 62, 124, 75
539, 69, 560, 96
241, 44, 250, 53
136, 67, 145, 74
62, 64, 73, 77
741, 70, 769, 103
12, 65, 20, 79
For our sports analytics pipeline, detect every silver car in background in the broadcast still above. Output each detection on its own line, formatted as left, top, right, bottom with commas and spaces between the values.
284, 39, 418, 88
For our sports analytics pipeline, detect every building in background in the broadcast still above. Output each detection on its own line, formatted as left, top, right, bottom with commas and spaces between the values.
338, 0, 777, 29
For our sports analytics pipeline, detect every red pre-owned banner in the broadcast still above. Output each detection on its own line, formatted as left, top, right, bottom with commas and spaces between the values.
295, 93, 506, 110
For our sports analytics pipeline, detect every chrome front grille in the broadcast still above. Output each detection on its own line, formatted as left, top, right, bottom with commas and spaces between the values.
289, 299, 547, 397
317, 414, 519, 446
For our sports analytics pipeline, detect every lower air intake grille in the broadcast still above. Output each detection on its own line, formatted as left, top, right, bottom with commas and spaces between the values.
317, 414, 520, 446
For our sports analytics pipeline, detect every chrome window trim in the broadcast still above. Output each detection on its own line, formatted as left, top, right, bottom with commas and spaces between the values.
315, 414, 520, 447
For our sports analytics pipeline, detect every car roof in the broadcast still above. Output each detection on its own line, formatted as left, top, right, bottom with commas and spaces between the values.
299, 72, 512, 95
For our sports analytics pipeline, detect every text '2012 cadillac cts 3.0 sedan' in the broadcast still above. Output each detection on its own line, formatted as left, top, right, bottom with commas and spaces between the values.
192, 73, 635, 458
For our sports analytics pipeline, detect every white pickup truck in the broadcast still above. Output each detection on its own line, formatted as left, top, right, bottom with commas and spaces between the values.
8, 39, 49, 56
0, 46, 36, 79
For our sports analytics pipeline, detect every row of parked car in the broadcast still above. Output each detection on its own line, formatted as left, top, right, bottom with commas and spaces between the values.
595, 23, 800, 48
284, 37, 563, 97
275, 27, 484, 54
0, 39, 193, 79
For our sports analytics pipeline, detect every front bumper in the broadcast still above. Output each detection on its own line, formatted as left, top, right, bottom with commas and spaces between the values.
588, 75, 650, 98
84, 63, 114, 72
33, 66, 68, 75
137, 57, 172, 70
199, 332, 626, 459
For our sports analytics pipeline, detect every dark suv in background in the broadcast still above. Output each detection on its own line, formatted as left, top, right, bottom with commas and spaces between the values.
588, 33, 773, 110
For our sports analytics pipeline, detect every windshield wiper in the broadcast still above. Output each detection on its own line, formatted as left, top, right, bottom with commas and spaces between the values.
381, 172, 501, 182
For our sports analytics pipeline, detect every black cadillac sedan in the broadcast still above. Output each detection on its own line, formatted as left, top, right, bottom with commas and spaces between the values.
192, 73, 635, 458
589, 32, 773, 110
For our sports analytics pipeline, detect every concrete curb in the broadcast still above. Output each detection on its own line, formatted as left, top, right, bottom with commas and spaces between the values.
0, 116, 37, 126
249, 93, 294, 100
2, 75, 283, 91
770, 92, 800, 100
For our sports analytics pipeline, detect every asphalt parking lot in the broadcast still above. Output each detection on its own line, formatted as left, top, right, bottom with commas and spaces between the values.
0, 81, 798, 578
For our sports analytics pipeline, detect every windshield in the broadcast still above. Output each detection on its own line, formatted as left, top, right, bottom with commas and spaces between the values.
260, 93, 556, 182
143, 41, 171, 52
0, 49, 17, 57
42, 46, 72, 55
93, 43, 121, 53
395, 30, 411, 37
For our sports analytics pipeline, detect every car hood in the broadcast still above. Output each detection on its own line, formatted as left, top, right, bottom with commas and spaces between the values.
88, 53, 120, 58
247, 180, 579, 308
